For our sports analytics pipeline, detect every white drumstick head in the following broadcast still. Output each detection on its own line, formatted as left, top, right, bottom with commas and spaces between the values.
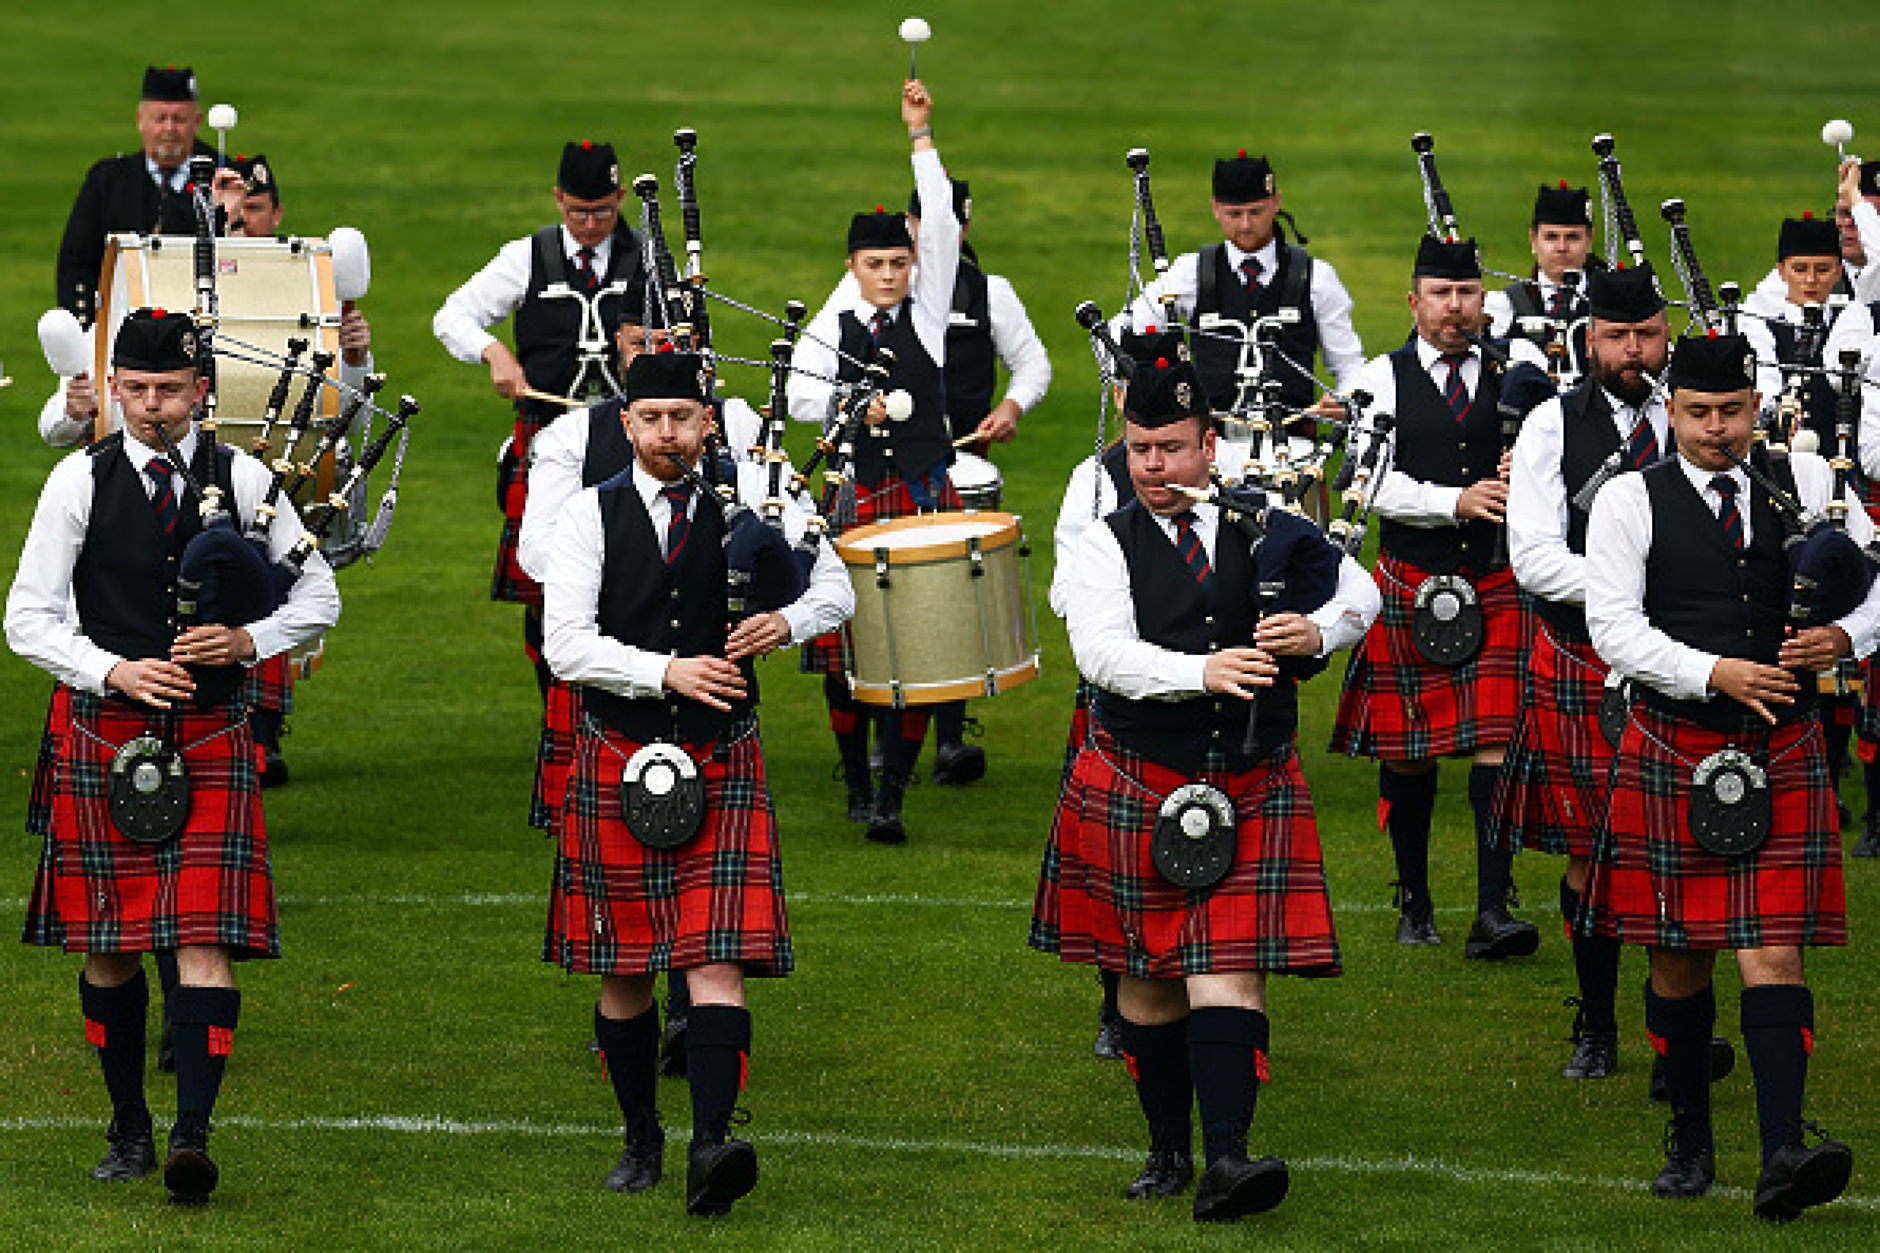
884, 389, 914, 422
207, 103, 238, 132
38, 307, 91, 377
329, 227, 372, 301
899, 16, 931, 42
1823, 119, 1855, 147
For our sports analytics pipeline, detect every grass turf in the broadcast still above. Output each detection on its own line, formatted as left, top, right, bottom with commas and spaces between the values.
1, 2, 1878, 1247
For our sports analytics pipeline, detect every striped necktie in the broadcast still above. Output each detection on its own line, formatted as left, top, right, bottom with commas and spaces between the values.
1623, 411, 1660, 469
1438, 353, 1470, 420
662, 483, 693, 563
1239, 256, 1263, 293
1171, 512, 1212, 587
1711, 475, 1744, 550
573, 246, 598, 292
146, 459, 179, 536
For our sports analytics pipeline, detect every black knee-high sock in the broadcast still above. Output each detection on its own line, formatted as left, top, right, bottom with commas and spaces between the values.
1645, 982, 1715, 1159
935, 700, 967, 748
595, 1003, 661, 1142
666, 970, 691, 1018
825, 675, 870, 771
154, 951, 180, 997
1099, 970, 1120, 1020
1561, 879, 1619, 1034
686, 1004, 752, 1147
1470, 763, 1514, 912
1742, 984, 1815, 1165
79, 969, 150, 1132
1188, 1006, 1269, 1168
1119, 1017, 1191, 1154
167, 986, 240, 1136
879, 708, 931, 776
1380, 766, 1438, 901
1865, 757, 1880, 816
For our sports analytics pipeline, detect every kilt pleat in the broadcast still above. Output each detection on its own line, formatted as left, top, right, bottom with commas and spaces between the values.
243, 652, 295, 716
1328, 555, 1533, 760
493, 406, 549, 605
1030, 727, 1341, 978
1492, 622, 1616, 857
25, 683, 69, 839
1581, 708, 1845, 951
802, 471, 962, 675
528, 679, 580, 833
22, 688, 276, 958
545, 718, 792, 977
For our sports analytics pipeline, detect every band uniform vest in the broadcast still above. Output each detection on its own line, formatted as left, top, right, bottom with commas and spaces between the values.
1379, 344, 1506, 575
1194, 241, 1319, 409
513, 222, 646, 412
941, 258, 997, 441
836, 302, 951, 487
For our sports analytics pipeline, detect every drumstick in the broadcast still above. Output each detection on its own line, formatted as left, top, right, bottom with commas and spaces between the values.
900, 17, 931, 77
952, 431, 987, 448
521, 387, 584, 408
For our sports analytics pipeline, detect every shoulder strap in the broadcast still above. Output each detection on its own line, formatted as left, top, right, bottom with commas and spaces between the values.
1274, 243, 1311, 312
531, 225, 564, 285
1196, 243, 1223, 315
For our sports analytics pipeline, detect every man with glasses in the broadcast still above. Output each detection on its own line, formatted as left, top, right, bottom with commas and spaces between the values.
434, 141, 647, 698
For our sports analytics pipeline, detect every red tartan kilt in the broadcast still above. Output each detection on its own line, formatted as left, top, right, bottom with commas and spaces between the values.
23, 689, 277, 957
1492, 623, 1614, 857
545, 718, 792, 977
243, 652, 295, 716
1031, 727, 1341, 979
529, 679, 579, 833
1582, 707, 1845, 951
802, 471, 963, 674
493, 405, 548, 606
1328, 556, 1532, 761
26, 684, 69, 839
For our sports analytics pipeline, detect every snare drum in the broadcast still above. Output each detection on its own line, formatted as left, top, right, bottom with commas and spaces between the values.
950, 450, 1003, 511
96, 234, 343, 483
836, 511, 1039, 707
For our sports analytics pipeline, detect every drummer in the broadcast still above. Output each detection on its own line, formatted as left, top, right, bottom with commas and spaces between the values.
785, 78, 963, 844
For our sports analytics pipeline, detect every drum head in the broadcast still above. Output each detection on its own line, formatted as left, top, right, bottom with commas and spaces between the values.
950, 450, 1003, 510
1688, 749, 1771, 858
1411, 574, 1485, 667
1151, 783, 1237, 889
619, 742, 705, 850
835, 511, 1019, 565
106, 735, 191, 846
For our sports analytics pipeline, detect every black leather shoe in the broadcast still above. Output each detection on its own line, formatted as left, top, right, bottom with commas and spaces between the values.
1463, 905, 1541, 960
91, 1119, 156, 1181
932, 742, 986, 786
157, 1023, 175, 1074
260, 753, 289, 789
604, 1137, 664, 1194
659, 1014, 688, 1078
866, 771, 908, 845
163, 1117, 217, 1205
1395, 898, 1441, 946
1753, 1136, 1853, 1222
1852, 811, 1880, 858
1649, 1036, 1735, 1101
1192, 1152, 1289, 1222
1563, 1028, 1619, 1080
1124, 1148, 1194, 1200
1651, 1149, 1714, 1198
686, 1139, 758, 1216
1093, 1014, 1125, 1062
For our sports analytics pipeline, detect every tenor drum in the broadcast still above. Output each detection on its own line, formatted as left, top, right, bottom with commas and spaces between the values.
96, 233, 343, 495
836, 511, 1039, 708
950, 450, 1003, 510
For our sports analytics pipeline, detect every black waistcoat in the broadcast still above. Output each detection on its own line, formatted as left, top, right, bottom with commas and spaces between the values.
1101, 440, 1133, 506
1093, 502, 1303, 772
835, 303, 950, 487
581, 474, 755, 744
1535, 384, 1627, 639
512, 222, 646, 405
581, 399, 634, 487
942, 259, 997, 440
1640, 458, 1811, 732
74, 432, 242, 709
1379, 344, 1505, 574
1193, 241, 1321, 409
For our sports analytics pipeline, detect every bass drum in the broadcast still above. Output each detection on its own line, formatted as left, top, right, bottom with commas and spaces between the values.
95, 233, 344, 496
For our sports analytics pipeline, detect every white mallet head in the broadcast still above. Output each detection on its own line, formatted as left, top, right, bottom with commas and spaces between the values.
38, 307, 91, 377
207, 103, 238, 132
1792, 427, 1821, 455
329, 226, 372, 301
1823, 119, 1855, 147
899, 17, 931, 42
884, 389, 914, 423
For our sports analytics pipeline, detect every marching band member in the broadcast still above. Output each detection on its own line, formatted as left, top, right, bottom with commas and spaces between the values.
1121, 151, 1364, 418
434, 141, 647, 700
1328, 236, 1549, 956
1498, 263, 1671, 1079
1755, 158, 1880, 306
1582, 333, 1877, 1218
5, 308, 340, 1203
1034, 350, 1377, 1222
56, 66, 214, 325
1483, 183, 1597, 344
786, 78, 960, 844
539, 349, 850, 1214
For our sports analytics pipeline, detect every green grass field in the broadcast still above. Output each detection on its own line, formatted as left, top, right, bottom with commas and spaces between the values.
3, 3, 1879, 1247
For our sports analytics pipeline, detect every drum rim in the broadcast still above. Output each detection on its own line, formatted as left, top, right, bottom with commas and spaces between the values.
836, 510, 1020, 564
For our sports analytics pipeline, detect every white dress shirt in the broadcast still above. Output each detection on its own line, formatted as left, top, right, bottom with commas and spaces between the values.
788, 148, 960, 425
1754, 200, 1880, 305
541, 462, 854, 698
433, 225, 620, 365
1585, 450, 1880, 702
1117, 236, 1366, 391
1354, 335, 1550, 525
1049, 452, 1122, 620
5, 427, 341, 695
1507, 385, 1669, 606
1062, 499, 1381, 701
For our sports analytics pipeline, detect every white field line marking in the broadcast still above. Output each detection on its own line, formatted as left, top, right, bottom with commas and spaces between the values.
2, 1113, 1873, 1210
